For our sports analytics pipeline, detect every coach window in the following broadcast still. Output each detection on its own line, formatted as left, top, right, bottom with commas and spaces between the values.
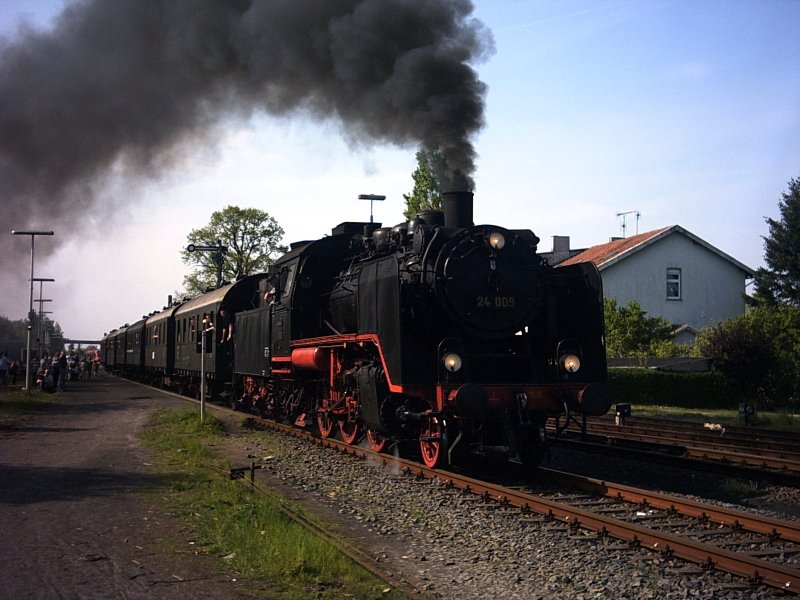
667, 268, 681, 300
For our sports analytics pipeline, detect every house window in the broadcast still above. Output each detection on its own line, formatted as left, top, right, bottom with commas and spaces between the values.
666, 268, 681, 300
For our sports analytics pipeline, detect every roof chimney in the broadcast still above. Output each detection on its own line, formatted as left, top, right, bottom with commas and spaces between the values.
551, 235, 571, 264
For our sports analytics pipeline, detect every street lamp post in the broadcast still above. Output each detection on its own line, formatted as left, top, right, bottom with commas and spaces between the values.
357, 193, 386, 223
185, 241, 225, 423
11, 230, 55, 393
199, 315, 215, 423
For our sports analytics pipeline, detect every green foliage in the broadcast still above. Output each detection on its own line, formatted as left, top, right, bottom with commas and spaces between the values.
752, 177, 800, 306
180, 206, 288, 297
609, 368, 746, 410
603, 298, 692, 361
0, 315, 27, 344
0, 315, 63, 356
402, 149, 444, 219
697, 305, 800, 407
45, 320, 64, 354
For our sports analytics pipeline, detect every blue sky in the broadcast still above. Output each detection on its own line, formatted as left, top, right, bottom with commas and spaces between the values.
1, 0, 798, 340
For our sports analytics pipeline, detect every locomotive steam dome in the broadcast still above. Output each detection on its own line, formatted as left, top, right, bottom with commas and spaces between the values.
433, 223, 543, 338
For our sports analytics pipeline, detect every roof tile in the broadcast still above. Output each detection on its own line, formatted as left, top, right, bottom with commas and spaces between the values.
558, 226, 674, 268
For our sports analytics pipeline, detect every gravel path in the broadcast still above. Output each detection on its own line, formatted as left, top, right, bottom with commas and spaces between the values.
0, 377, 260, 599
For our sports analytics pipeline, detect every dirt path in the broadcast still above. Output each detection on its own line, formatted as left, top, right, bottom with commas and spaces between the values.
0, 376, 256, 599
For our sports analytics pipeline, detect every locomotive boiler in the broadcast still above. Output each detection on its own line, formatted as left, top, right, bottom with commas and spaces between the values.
233, 191, 611, 467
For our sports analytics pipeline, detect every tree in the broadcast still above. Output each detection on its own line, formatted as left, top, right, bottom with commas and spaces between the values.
403, 149, 445, 219
0, 315, 28, 345
39, 318, 65, 355
603, 298, 689, 361
180, 206, 287, 297
752, 177, 800, 306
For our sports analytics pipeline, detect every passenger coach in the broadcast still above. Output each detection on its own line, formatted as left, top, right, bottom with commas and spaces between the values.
172, 274, 266, 399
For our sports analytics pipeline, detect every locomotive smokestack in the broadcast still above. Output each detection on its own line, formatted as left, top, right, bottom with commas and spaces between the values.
443, 191, 474, 229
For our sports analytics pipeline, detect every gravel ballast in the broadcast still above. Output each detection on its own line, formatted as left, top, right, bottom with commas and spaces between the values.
219, 423, 792, 599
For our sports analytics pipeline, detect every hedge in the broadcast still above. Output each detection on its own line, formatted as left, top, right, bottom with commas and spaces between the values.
608, 368, 746, 410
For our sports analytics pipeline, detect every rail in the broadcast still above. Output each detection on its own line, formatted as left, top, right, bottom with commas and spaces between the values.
245, 416, 800, 594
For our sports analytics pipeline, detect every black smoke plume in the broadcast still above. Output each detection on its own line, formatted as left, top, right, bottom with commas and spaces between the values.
1, 0, 492, 236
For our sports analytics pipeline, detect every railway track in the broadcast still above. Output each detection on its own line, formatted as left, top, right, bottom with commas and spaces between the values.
241, 413, 800, 595
594, 414, 800, 446
589, 418, 800, 455
548, 415, 800, 484
531, 468, 800, 592
148, 381, 799, 595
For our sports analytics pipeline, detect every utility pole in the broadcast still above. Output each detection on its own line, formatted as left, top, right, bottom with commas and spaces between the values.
11, 230, 54, 393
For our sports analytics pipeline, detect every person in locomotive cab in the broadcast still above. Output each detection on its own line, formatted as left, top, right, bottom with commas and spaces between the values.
216, 307, 235, 368
218, 307, 234, 343
263, 273, 279, 305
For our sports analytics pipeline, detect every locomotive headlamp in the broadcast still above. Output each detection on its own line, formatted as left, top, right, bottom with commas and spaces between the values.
443, 353, 463, 373
560, 354, 581, 373
488, 231, 506, 250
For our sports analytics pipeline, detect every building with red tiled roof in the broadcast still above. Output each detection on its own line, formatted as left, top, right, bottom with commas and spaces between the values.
542, 225, 754, 336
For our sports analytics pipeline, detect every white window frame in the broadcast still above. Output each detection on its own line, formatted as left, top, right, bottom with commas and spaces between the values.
666, 268, 681, 300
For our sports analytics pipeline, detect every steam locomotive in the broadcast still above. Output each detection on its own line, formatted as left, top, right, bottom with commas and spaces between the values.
104, 191, 610, 467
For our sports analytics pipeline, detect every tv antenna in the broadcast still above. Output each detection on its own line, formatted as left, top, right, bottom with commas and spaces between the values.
616, 210, 640, 237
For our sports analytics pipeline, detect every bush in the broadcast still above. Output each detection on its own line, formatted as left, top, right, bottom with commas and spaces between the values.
696, 320, 775, 398
697, 305, 800, 408
608, 368, 746, 410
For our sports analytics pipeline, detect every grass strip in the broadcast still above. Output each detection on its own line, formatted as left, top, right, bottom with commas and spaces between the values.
0, 387, 56, 419
140, 409, 410, 599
